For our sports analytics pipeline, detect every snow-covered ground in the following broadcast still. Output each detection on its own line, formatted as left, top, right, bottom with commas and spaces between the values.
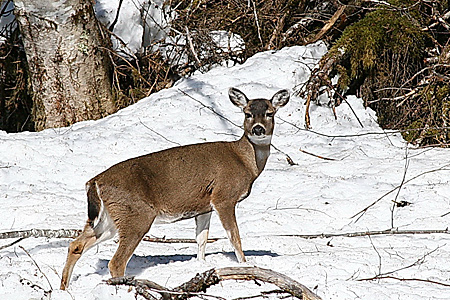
1, 43, 450, 300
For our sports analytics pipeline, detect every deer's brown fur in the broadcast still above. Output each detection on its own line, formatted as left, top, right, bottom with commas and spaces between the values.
60, 88, 289, 290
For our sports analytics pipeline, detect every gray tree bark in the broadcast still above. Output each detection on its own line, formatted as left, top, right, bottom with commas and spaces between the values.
13, 0, 116, 131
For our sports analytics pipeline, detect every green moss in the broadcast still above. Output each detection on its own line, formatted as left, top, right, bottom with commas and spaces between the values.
401, 83, 450, 144
331, 8, 426, 83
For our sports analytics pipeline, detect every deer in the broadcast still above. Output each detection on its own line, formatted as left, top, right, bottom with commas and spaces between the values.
60, 87, 289, 290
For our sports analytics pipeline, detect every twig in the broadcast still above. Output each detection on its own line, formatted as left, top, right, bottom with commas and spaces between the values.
352, 163, 450, 221
215, 267, 321, 300
308, 5, 346, 44
139, 118, 181, 146
232, 289, 288, 300
357, 246, 448, 286
271, 143, 297, 165
266, 12, 287, 50
278, 115, 450, 140
325, 81, 364, 128
358, 275, 450, 287
19, 245, 53, 292
0, 237, 25, 250
299, 148, 338, 161
178, 88, 241, 128
391, 146, 409, 228
108, 0, 124, 31
305, 93, 313, 129
250, 0, 263, 47
185, 26, 202, 67
368, 235, 382, 277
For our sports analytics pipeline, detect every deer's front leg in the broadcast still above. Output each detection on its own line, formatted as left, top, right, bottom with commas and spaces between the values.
215, 203, 246, 263
195, 211, 212, 260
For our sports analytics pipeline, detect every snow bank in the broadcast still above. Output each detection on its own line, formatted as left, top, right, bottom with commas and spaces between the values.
1, 43, 450, 299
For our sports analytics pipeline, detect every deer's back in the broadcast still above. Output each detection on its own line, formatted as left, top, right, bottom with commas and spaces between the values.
89, 140, 258, 219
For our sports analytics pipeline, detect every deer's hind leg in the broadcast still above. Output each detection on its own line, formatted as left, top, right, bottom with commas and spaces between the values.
60, 222, 98, 290
108, 207, 156, 278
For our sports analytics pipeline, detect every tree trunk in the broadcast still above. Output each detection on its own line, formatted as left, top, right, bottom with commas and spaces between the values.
13, 0, 116, 131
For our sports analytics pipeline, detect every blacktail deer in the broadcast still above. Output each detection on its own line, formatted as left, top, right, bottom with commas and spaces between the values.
60, 87, 289, 289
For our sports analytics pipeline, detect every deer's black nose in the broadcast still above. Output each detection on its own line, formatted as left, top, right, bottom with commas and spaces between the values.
252, 125, 266, 136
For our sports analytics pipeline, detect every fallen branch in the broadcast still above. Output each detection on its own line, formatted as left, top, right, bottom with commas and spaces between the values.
358, 275, 450, 287
275, 228, 450, 239
106, 266, 322, 300
143, 236, 219, 244
215, 267, 321, 300
0, 229, 81, 240
2, 228, 448, 244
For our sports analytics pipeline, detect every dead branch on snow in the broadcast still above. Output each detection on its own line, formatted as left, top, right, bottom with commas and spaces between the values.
106, 266, 322, 300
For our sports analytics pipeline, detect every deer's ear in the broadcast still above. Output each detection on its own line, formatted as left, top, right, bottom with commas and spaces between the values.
229, 88, 249, 108
271, 89, 290, 110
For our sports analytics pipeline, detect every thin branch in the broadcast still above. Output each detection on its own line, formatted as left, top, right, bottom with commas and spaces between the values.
266, 12, 287, 50
275, 228, 450, 239
299, 148, 338, 161
278, 115, 450, 140
358, 275, 450, 287
352, 163, 450, 221
178, 88, 242, 128
308, 5, 346, 44
143, 236, 219, 244
185, 26, 202, 67
139, 118, 181, 146
20, 245, 53, 292
250, 0, 263, 47
357, 246, 448, 286
0, 237, 25, 250
391, 146, 410, 228
272, 143, 297, 165
109, 0, 124, 31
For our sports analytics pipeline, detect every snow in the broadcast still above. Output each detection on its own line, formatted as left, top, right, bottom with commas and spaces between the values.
95, 0, 171, 56
1, 41, 450, 299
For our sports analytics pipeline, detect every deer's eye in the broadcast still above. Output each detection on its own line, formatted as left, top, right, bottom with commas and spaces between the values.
266, 112, 274, 118
245, 113, 253, 119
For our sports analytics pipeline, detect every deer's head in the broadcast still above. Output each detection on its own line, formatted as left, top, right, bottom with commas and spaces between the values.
229, 87, 289, 146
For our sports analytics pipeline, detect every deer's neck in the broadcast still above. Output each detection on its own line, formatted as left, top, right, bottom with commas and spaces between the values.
240, 135, 271, 174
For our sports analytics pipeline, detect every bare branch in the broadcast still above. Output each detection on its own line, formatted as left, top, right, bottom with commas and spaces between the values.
358, 246, 448, 286
20, 245, 53, 292
352, 163, 450, 221
276, 228, 450, 239
308, 5, 346, 44
107, 266, 322, 300
358, 275, 450, 287
143, 236, 218, 244
0, 229, 81, 240
299, 148, 338, 161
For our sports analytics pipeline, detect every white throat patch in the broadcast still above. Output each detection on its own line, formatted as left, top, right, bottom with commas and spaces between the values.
248, 134, 272, 146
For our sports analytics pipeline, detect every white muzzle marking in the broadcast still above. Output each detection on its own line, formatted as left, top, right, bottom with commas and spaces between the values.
248, 134, 272, 146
